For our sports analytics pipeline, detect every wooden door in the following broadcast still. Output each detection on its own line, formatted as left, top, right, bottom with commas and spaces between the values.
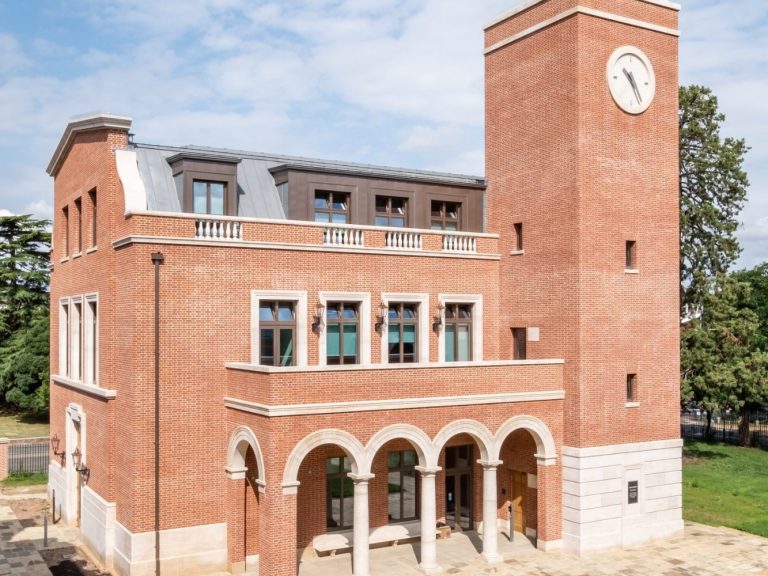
511, 471, 526, 533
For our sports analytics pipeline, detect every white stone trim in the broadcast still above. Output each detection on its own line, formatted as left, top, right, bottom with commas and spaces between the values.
484, 6, 679, 56
432, 419, 493, 462
317, 291, 371, 366
536, 538, 563, 551
437, 293, 483, 362
112, 235, 502, 261
52, 375, 116, 399
115, 149, 148, 213
250, 290, 308, 367
70, 296, 82, 382
561, 438, 682, 458
48, 461, 67, 524
47, 114, 132, 176
113, 521, 228, 576
80, 485, 116, 570
365, 423, 433, 469
64, 403, 86, 526
225, 425, 266, 490
226, 358, 563, 373
379, 292, 429, 364
282, 429, 367, 488
225, 390, 565, 418
59, 298, 69, 376
83, 293, 98, 386
492, 414, 558, 463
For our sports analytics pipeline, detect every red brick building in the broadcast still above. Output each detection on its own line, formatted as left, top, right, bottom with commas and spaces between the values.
47, 1, 683, 574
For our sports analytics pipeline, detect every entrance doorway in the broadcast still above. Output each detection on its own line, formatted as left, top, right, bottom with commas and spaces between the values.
444, 445, 472, 530
511, 470, 526, 533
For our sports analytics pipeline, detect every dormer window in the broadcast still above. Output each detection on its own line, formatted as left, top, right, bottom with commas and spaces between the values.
167, 152, 240, 216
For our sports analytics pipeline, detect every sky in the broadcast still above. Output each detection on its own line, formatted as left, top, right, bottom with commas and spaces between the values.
0, 0, 765, 268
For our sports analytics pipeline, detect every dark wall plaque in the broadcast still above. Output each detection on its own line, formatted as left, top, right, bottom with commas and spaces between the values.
628, 480, 639, 504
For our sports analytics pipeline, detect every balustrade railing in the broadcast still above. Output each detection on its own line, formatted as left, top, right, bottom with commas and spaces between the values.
323, 227, 365, 247
195, 219, 243, 240
442, 234, 477, 253
385, 231, 422, 250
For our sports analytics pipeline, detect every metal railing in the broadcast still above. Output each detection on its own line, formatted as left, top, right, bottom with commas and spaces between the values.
681, 409, 768, 448
8, 437, 50, 475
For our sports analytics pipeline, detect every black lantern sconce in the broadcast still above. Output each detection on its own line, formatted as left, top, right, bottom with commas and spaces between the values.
375, 302, 388, 333
312, 302, 326, 333
432, 302, 445, 332
71, 447, 90, 483
51, 433, 66, 464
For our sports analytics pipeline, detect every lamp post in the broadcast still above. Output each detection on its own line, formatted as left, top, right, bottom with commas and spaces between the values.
151, 252, 164, 576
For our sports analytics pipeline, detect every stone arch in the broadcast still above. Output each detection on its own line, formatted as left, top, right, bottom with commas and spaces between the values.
492, 415, 557, 463
226, 425, 266, 487
282, 429, 366, 488
431, 419, 493, 462
365, 423, 434, 469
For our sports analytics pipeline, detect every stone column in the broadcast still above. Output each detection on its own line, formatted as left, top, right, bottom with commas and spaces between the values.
479, 460, 503, 564
349, 473, 374, 576
415, 466, 442, 574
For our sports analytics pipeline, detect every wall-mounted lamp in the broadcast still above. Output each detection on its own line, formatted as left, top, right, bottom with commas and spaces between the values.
432, 302, 445, 332
51, 433, 66, 464
312, 302, 326, 333
375, 302, 388, 333
71, 447, 90, 483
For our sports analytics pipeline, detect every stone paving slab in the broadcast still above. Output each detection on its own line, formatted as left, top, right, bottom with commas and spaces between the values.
0, 499, 51, 576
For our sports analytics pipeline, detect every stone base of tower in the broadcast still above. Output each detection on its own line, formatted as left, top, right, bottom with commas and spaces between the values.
562, 439, 684, 553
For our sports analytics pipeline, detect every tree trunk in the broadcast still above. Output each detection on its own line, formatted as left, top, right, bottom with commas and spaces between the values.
705, 411, 713, 441
738, 405, 751, 447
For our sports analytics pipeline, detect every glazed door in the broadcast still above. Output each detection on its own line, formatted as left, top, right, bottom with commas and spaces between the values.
445, 473, 471, 530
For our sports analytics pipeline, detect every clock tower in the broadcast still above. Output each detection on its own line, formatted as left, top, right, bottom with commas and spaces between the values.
485, 0, 683, 552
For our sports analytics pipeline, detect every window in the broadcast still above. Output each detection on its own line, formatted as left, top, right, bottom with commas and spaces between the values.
326, 456, 353, 529
388, 450, 418, 521
59, 300, 69, 376
387, 303, 418, 363
626, 240, 637, 269
62, 206, 69, 257
74, 198, 82, 254
375, 196, 407, 227
258, 301, 295, 366
89, 189, 97, 248
444, 303, 472, 362
514, 222, 523, 251
84, 297, 98, 385
315, 191, 350, 224
431, 200, 460, 231
70, 298, 83, 381
626, 373, 637, 402
193, 180, 226, 215
326, 302, 359, 365
512, 327, 527, 360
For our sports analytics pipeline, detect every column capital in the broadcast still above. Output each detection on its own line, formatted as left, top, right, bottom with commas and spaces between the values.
415, 465, 442, 476
535, 453, 558, 466
477, 459, 503, 470
347, 472, 375, 483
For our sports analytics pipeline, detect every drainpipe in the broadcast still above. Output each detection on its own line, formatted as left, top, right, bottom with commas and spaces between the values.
151, 252, 165, 576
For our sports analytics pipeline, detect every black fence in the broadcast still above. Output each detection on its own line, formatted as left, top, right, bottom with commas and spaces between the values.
681, 409, 768, 448
8, 437, 50, 475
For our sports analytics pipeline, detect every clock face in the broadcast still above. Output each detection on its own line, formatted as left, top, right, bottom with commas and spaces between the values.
606, 46, 656, 114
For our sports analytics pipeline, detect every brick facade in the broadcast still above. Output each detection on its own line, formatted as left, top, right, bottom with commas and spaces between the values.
47, 1, 682, 575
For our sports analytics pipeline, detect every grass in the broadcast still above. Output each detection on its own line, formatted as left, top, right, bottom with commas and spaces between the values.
0, 410, 49, 439
1, 472, 48, 487
683, 440, 768, 537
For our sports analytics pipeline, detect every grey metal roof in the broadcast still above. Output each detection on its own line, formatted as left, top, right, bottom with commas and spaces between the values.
132, 142, 485, 219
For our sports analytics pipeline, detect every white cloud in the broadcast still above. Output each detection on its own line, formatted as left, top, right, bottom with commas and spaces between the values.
0, 209, 14, 217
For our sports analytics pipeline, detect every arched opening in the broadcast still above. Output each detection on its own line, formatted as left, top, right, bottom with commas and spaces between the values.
497, 429, 538, 542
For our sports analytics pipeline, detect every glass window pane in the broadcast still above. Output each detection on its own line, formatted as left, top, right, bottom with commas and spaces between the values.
457, 325, 470, 361
388, 324, 400, 344
327, 457, 340, 473
403, 450, 417, 466
260, 328, 274, 365
388, 305, 399, 319
459, 305, 472, 319
402, 305, 417, 319
403, 469, 416, 518
328, 478, 342, 528
342, 306, 357, 319
343, 456, 352, 472
332, 196, 347, 210
403, 324, 416, 343
327, 324, 340, 357
326, 305, 340, 320
445, 222, 458, 231
391, 217, 405, 227
388, 471, 402, 520
431, 202, 442, 217
431, 221, 443, 230
210, 182, 225, 215
388, 452, 400, 468
259, 303, 274, 322
315, 193, 329, 209
343, 325, 358, 359
445, 325, 455, 362
331, 213, 348, 224
193, 181, 207, 214
376, 196, 388, 211
279, 329, 293, 366
277, 302, 294, 321
375, 216, 389, 226
392, 198, 406, 214
315, 212, 330, 223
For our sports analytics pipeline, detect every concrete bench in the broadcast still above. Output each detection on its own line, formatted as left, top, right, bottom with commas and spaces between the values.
313, 520, 426, 556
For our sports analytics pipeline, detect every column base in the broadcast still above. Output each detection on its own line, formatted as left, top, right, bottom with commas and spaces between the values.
419, 561, 443, 574
482, 552, 503, 565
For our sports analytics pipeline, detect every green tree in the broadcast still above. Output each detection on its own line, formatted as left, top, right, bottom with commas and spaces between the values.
681, 274, 768, 445
733, 262, 768, 351
0, 215, 51, 342
0, 215, 51, 412
679, 85, 750, 315
0, 307, 49, 415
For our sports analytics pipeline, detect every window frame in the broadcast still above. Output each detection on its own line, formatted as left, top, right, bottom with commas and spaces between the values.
626, 373, 638, 403
168, 154, 239, 217
430, 200, 461, 231
192, 179, 227, 216
62, 206, 69, 258
512, 327, 527, 360
318, 292, 371, 366
438, 294, 483, 363
88, 188, 97, 249
314, 190, 351, 224
375, 195, 408, 228
387, 450, 419, 522
258, 300, 297, 367
380, 293, 429, 364
70, 297, 83, 381
326, 455, 354, 530
74, 197, 82, 255
251, 291, 308, 368
625, 240, 637, 270
59, 299, 70, 377
83, 294, 98, 385
325, 302, 360, 365
513, 222, 523, 252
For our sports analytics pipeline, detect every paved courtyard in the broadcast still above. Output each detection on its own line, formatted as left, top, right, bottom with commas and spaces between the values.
2, 486, 768, 576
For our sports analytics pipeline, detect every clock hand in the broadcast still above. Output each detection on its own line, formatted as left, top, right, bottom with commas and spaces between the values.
623, 67, 642, 104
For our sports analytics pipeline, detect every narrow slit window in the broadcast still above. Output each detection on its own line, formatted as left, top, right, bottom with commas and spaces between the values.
62, 206, 69, 257
626, 373, 637, 402
89, 189, 97, 248
74, 198, 82, 254
514, 223, 523, 251
626, 240, 636, 269
512, 327, 527, 360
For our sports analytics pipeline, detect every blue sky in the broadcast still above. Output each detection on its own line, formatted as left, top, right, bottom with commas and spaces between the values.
0, 0, 766, 268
